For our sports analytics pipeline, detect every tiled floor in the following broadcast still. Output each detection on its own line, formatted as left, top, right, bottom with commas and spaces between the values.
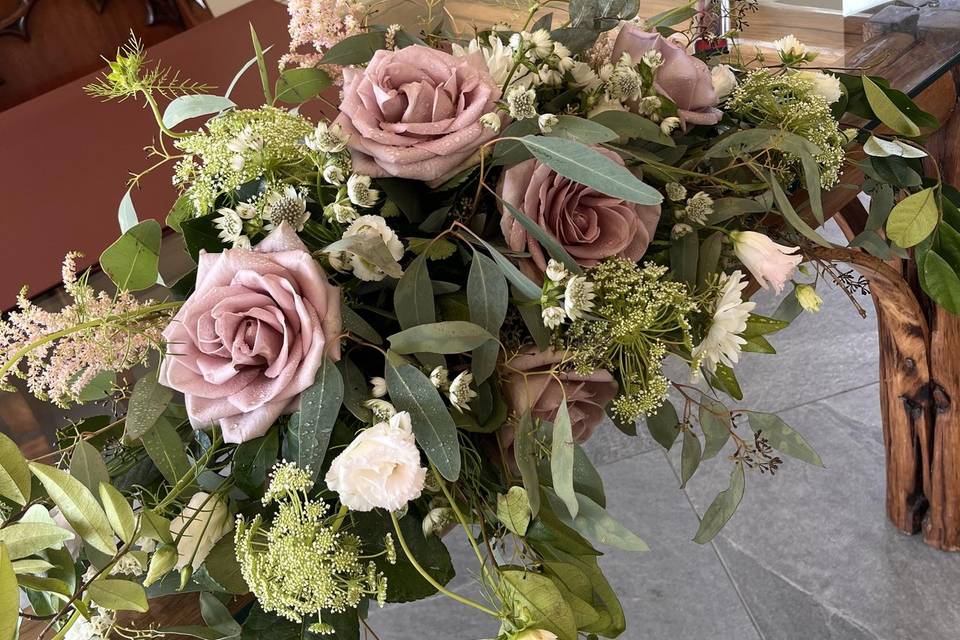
366, 223, 960, 639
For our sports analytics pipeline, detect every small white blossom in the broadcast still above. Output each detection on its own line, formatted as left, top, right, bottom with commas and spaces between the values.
506, 86, 538, 120
542, 305, 566, 329
637, 95, 662, 116
795, 70, 842, 104
795, 283, 823, 312
370, 376, 388, 398
339, 215, 405, 281
230, 154, 245, 171
691, 270, 756, 374
607, 65, 643, 102
672, 223, 694, 239
660, 116, 681, 135
545, 259, 570, 283
773, 34, 809, 61
538, 113, 559, 133
453, 35, 529, 87
234, 235, 252, 249
510, 29, 553, 58
235, 202, 258, 219
570, 61, 600, 89
347, 174, 379, 208
227, 126, 263, 154
563, 276, 595, 320
325, 200, 358, 224
323, 162, 347, 185
429, 366, 449, 390
448, 371, 476, 411
537, 65, 564, 86
682, 191, 714, 225
422, 506, 455, 537
480, 112, 501, 133
305, 121, 349, 153
214, 207, 244, 244
642, 49, 663, 69
665, 182, 687, 202
364, 398, 397, 421
263, 185, 309, 232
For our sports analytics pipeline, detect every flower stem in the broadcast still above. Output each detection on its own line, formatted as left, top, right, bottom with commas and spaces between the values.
429, 463, 497, 581
388, 511, 500, 619
331, 504, 349, 532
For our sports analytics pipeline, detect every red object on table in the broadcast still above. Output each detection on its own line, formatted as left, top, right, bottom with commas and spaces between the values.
0, 0, 301, 310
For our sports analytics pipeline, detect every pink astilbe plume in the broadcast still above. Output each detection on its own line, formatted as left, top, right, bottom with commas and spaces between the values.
0, 252, 176, 407
280, 0, 369, 70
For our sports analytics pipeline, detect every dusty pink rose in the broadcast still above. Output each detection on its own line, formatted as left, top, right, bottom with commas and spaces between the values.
159, 223, 342, 444
612, 23, 722, 127
499, 348, 619, 458
499, 147, 661, 275
334, 45, 503, 182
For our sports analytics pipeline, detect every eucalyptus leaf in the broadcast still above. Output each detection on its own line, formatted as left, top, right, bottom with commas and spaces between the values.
548, 491, 648, 552
590, 110, 675, 146
99, 219, 162, 291
125, 370, 174, 441
28, 462, 116, 555
693, 463, 745, 543
286, 358, 343, 480
249, 25, 272, 103
233, 427, 280, 495
514, 410, 541, 517
475, 238, 542, 300
747, 412, 823, 467
644, 401, 680, 451
551, 402, 578, 519
0, 432, 30, 505
769, 173, 830, 247
886, 187, 938, 248
340, 305, 382, 344
518, 136, 663, 204
494, 192, 582, 273
699, 397, 731, 459
549, 115, 618, 144
388, 321, 494, 355
679, 430, 701, 488
162, 95, 236, 129
118, 188, 138, 233
468, 252, 508, 384
323, 234, 403, 279
394, 253, 435, 330
141, 416, 191, 486
863, 136, 927, 158
88, 578, 149, 612
385, 361, 460, 480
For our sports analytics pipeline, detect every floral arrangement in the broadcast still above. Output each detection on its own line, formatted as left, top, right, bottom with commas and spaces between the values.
2, 1, 959, 639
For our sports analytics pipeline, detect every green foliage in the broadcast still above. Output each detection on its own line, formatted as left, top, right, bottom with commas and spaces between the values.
88, 578, 149, 612
0, 432, 30, 505
28, 462, 116, 555
275, 68, 332, 105
0, 544, 18, 640
886, 187, 939, 248
283, 358, 343, 481
551, 401, 578, 519
498, 487, 533, 536
693, 463, 745, 544
388, 321, 495, 355
746, 412, 823, 467
99, 219, 162, 291
233, 427, 280, 496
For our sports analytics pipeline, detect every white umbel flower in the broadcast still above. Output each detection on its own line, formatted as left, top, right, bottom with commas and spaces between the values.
370, 376, 388, 398
691, 270, 757, 374
448, 371, 477, 411
305, 121, 349, 153
346, 174, 379, 208
325, 412, 427, 512
542, 306, 566, 329
263, 185, 309, 231
563, 276, 595, 320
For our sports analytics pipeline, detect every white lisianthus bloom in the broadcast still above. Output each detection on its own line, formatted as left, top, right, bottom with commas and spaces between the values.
370, 376, 388, 398
660, 116, 682, 135
542, 306, 566, 328
538, 113, 559, 133
730, 231, 802, 293
339, 215, 405, 281
563, 276, 595, 320
448, 371, 476, 411
170, 492, 232, 572
346, 174, 379, 208
325, 411, 427, 512
773, 34, 808, 60
691, 270, 757, 374
794, 70, 842, 104
545, 259, 570, 283
711, 64, 738, 100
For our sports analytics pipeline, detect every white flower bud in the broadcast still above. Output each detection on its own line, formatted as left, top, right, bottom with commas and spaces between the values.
479, 112, 501, 133
545, 259, 569, 283
538, 113, 559, 133
660, 116, 681, 135
370, 376, 388, 398
542, 305, 566, 329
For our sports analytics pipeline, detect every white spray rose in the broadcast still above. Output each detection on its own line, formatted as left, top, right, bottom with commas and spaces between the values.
170, 492, 232, 571
795, 70, 842, 104
730, 231, 802, 293
325, 411, 427, 512
711, 64, 738, 100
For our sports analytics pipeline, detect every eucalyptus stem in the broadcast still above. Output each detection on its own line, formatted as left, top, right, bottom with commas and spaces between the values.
143, 90, 187, 140
388, 511, 500, 619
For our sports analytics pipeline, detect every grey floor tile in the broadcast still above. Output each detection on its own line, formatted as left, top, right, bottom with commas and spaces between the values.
368, 451, 761, 640
672, 385, 960, 640
581, 414, 658, 465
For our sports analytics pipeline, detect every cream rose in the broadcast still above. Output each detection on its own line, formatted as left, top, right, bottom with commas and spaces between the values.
325, 411, 427, 512
170, 492, 232, 571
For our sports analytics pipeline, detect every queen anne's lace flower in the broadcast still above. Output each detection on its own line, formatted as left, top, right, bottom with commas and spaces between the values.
692, 271, 756, 374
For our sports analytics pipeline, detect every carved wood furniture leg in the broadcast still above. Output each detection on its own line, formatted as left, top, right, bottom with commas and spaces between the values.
813, 244, 933, 535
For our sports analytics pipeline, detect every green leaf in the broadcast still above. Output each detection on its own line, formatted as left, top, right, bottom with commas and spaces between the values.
769, 172, 830, 247
340, 305, 382, 344
394, 253, 435, 330
274, 67, 331, 105
286, 358, 343, 480
0, 523, 74, 559
863, 136, 927, 158
197, 535, 248, 595
99, 483, 137, 545
225, 44, 273, 100
17, 574, 72, 600
514, 410, 541, 517
713, 362, 743, 401
709, 197, 769, 223
407, 237, 457, 260
497, 486, 532, 536
669, 228, 698, 284
549, 491, 648, 552
921, 250, 960, 314
679, 430, 701, 488
385, 361, 461, 481
742, 314, 790, 337
549, 115, 619, 144
699, 397, 731, 459
693, 463, 745, 543
475, 238, 542, 300
323, 233, 403, 279
162, 95, 236, 129
99, 219, 162, 291
645, 401, 680, 451
249, 24, 272, 104
118, 187, 139, 233
200, 591, 242, 637
88, 578, 149, 612
233, 427, 280, 495
518, 136, 663, 205
141, 415, 191, 486
0, 432, 30, 505
500, 570, 578, 640
468, 252, 509, 384
590, 110, 675, 146
319, 30, 387, 65
77, 370, 116, 403
886, 187, 939, 248
125, 370, 174, 441
388, 321, 494, 355
747, 412, 823, 467
551, 401, 578, 519
697, 231, 724, 287
862, 75, 920, 137
70, 440, 109, 496
0, 545, 18, 640
28, 462, 116, 555
494, 191, 582, 273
